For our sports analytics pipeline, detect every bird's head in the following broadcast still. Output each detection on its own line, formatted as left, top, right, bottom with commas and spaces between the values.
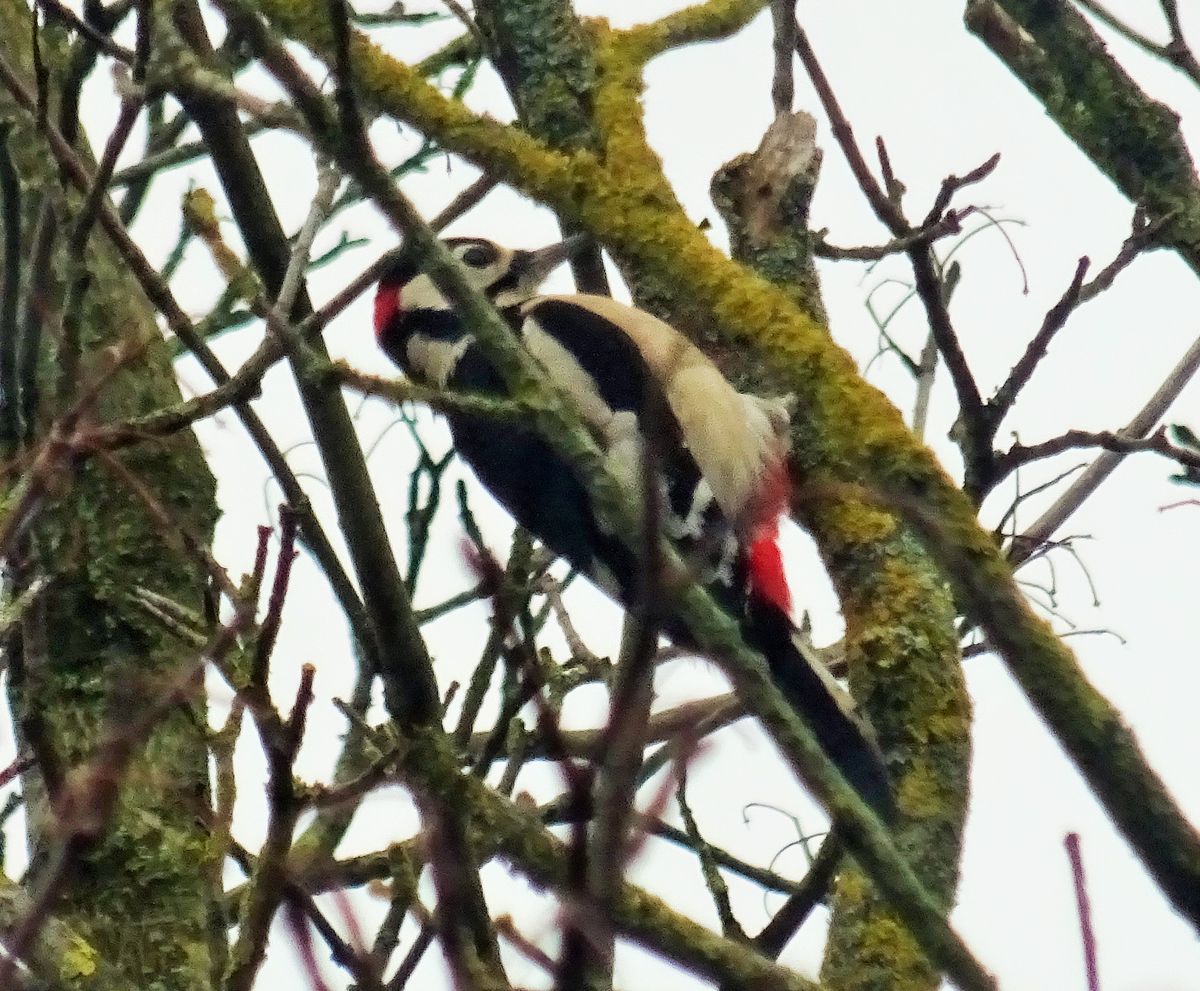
373, 235, 588, 348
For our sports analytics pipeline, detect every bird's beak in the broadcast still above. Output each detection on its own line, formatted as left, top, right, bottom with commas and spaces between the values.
522, 233, 592, 284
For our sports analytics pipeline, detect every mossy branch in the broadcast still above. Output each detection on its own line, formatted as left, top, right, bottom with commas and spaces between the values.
406, 730, 823, 991
614, 0, 769, 62
714, 112, 970, 991
965, 0, 1200, 274
0, 871, 117, 989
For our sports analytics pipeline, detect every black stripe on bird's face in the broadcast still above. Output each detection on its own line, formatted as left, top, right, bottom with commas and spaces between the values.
373, 239, 511, 370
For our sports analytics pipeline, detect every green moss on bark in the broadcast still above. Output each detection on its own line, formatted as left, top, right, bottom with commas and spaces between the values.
965, 0, 1200, 271
711, 118, 969, 991
0, 2, 222, 987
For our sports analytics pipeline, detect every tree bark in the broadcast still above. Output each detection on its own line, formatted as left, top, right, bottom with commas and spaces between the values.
0, 3, 222, 986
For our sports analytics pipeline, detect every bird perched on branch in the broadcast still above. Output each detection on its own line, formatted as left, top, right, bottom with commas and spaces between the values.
373, 235, 891, 815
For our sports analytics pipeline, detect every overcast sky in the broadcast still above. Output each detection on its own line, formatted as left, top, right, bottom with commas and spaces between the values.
13, 1, 1200, 989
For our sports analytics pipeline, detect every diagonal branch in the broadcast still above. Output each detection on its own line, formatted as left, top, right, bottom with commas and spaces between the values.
966, 0, 1200, 275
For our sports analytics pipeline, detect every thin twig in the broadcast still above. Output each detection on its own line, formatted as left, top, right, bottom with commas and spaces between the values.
678, 769, 746, 941
225, 661, 316, 991
250, 507, 299, 685
988, 256, 1090, 425
274, 162, 341, 319
1064, 833, 1102, 991
386, 915, 437, 990
430, 174, 500, 232
793, 21, 994, 478
33, 0, 135, 61
995, 424, 1200, 482
1074, 0, 1200, 87
814, 208, 976, 261
770, 0, 796, 115
753, 835, 842, 959
1003, 316, 1200, 563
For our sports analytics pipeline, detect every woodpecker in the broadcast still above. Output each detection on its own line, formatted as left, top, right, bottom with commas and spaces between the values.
374, 236, 892, 815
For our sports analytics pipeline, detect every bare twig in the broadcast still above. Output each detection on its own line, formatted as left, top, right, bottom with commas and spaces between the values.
753, 834, 842, 959
814, 209, 977, 261
1064, 833, 1102, 991
34, 0, 135, 61
386, 915, 437, 990
431, 174, 500, 232
225, 661, 316, 991
770, 1, 797, 115
289, 887, 384, 990
1009, 325, 1200, 564
441, 0, 484, 44
793, 21, 995, 481
996, 424, 1200, 481
984, 210, 1167, 455
495, 916, 556, 977
988, 256, 1090, 426
274, 163, 341, 320
1078, 209, 1169, 304
678, 770, 746, 941
1074, 0, 1200, 87
250, 508, 299, 685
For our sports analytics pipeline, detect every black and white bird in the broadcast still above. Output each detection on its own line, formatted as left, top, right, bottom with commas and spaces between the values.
373, 236, 891, 815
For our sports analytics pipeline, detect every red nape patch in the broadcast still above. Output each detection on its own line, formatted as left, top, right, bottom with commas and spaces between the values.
373, 284, 400, 340
747, 522, 792, 615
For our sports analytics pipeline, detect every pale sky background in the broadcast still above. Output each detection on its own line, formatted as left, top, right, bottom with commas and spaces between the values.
3, 1, 1199, 989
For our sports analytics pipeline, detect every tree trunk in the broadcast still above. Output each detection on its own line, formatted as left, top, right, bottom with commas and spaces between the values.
0, 3, 223, 986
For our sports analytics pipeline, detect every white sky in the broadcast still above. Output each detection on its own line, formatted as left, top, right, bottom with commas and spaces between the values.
7, 1, 1199, 989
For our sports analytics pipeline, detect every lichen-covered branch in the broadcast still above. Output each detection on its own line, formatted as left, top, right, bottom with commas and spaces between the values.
713, 113, 970, 991
965, 0, 1200, 274
471, 0, 608, 292
615, 0, 768, 62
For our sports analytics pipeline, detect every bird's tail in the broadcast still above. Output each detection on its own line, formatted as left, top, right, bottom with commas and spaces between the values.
742, 592, 895, 819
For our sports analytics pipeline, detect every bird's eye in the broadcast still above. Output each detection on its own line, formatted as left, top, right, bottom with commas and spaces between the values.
459, 244, 496, 268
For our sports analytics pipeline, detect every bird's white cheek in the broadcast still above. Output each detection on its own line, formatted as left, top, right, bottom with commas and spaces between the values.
406, 336, 471, 388
400, 275, 448, 312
